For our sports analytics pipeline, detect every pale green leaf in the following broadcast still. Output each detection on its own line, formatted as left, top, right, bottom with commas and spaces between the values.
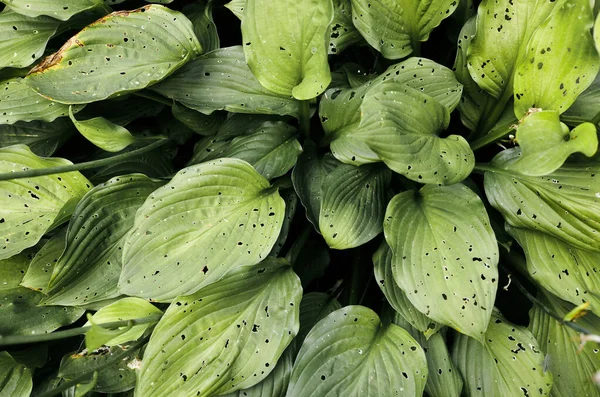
0, 10, 59, 68
0, 118, 75, 156
20, 226, 66, 292
384, 183, 499, 341
151, 46, 300, 117
0, 145, 92, 260
373, 241, 442, 338
85, 314, 133, 352
484, 150, 600, 253
136, 259, 301, 397
119, 158, 285, 302
297, 292, 342, 344
329, 0, 363, 55
241, 0, 333, 100
25, 5, 202, 104
0, 351, 32, 397
183, 0, 219, 53
529, 292, 600, 397
42, 174, 163, 306
513, 0, 599, 118
171, 102, 224, 136
319, 163, 390, 249
69, 106, 137, 152
287, 305, 428, 397
226, 0, 245, 19
452, 310, 552, 397
1, 0, 105, 21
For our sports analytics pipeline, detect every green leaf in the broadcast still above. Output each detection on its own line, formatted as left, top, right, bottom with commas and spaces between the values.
561, 72, 600, 125
84, 297, 162, 350
69, 106, 137, 152
76, 94, 165, 127
69, 371, 99, 397
529, 292, 600, 397
513, 0, 599, 118
269, 188, 297, 257
328, 0, 363, 55
151, 46, 300, 117
59, 346, 138, 394
1, 0, 105, 21
25, 5, 202, 104
0, 351, 32, 397
43, 174, 164, 306
507, 110, 598, 176
287, 305, 428, 397
0, 118, 75, 156
241, 0, 333, 100
225, 0, 245, 19
384, 183, 499, 341
509, 226, 600, 317
319, 163, 390, 249
483, 150, 600, 253
289, 236, 330, 287
171, 102, 224, 136
119, 158, 285, 302
373, 241, 442, 338
222, 121, 302, 180
136, 259, 301, 397
0, 145, 92, 260
452, 310, 553, 397
297, 292, 342, 344
183, 0, 219, 53
0, 10, 59, 68
20, 226, 66, 292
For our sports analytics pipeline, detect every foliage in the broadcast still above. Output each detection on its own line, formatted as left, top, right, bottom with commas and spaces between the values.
0, 0, 599, 396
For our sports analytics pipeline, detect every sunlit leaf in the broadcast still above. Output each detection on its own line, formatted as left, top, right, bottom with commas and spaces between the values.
25, 5, 202, 104
69, 106, 137, 152
1, 0, 106, 21
119, 158, 285, 302
137, 259, 301, 397
0, 351, 32, 397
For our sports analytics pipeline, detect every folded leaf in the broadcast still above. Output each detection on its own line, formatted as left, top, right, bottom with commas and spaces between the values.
171, 102, 223, 136
0, 352, 32, 397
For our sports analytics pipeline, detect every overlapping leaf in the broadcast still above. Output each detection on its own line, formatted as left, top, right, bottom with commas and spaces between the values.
25, 5, 202, 104
183, 0, 219, 53
119, 158, 285, 302
76, 95, 165, 127
297, 292, 342, 344
69, 106, 137, 152
0, 145, 92, 260
561, 72, 600, 125
287, 305, 428, 397
328, 0, 363, 55
0, 118, 74, 156
269, 188, 298, 257
171, 102, 223, 136
1, 0, 106, 21
384, 183, 499, 341
0, 352, 32, 397
20, 227, 66, 292
137, 259, 301, 397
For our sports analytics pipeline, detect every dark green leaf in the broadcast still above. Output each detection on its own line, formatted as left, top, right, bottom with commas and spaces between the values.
0, 351, 32, 397
183, 0, 219, 53
297, 292, 342, 344
20, 226, 66, 292
329, 0, 363, 55
0, 118, 75, 156
171, 102, 223, 136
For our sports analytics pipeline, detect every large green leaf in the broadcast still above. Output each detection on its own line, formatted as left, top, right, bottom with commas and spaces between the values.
0, 10, 59, 68
241, 0, 333, 100
452, 310, 553, 397
0, 145, 92, 260
1, 0, 106, 21
119, 158, 285, 302
507, 110, 598, 176
20, 226, 66, 292
384, 183, 499, 341
529, 292, 600, 397
287, 305, 428, 397
43, 174, 163, 306
509, 226, 600, 317
25, 5, 202, 104
319, 163, 390, 249
0, 118, 75, 156
373, 241, 442, 338
0, 351, 32, 397
513, 0, 599, 118
151, 46, 300, 117
484, 150, 600, 253
136, 259, 301, 397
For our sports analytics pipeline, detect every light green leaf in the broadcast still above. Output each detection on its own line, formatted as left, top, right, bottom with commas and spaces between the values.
297, 292, 342, 344
0, 351, 32, 397
355, 81, 474, 184
136, 259, 301, 397
151, 46, 300, 117
25, 5, 202, 104
1, 0, 105, 21
319, 163, 390, 249
0, 118, 75, 156
373, 241, 442, 338
0, 10, 59, 68
329, 0, 363, 55
287, 305, 428, 397
529, 292, 600, 397
20, 226, 66, 292
69, 106, 137, 152
171, 102, 224, 136
84, 297, 162, 349
452, 310, 552, 397
222, 121, 302, 180
509, 226, 600, 317
226, 0, 245, 19
241, 0, 333, 100
513, 0, 599, 118
484, 150, 600, 253
120, 158, 285, 302
183, 0, 219, 53
59, 346, 138, 394
0, 145, 92, 260
42, 174, 163, 306
384, 183, 499, 341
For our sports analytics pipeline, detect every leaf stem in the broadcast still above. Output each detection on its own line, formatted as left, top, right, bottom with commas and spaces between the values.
299, 100, 311, 139
0, 139, 170, 182
0, 315, 162, 347
132, 90, 173, 107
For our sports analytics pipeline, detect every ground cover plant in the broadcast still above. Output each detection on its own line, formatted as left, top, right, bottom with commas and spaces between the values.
0, 0, 600, 396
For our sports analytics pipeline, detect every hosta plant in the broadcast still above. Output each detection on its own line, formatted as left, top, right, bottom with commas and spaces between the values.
1, 0, 600, 396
